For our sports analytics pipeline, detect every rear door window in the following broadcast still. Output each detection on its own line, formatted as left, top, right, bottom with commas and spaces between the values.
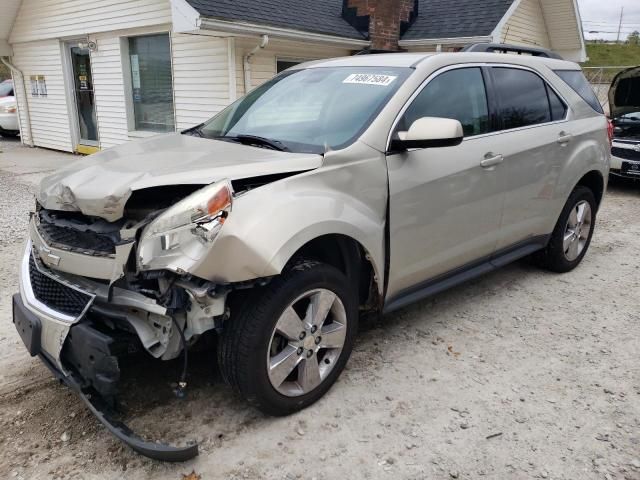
492, 67, 552, 130
554, 70, 604, 114
399, 67, 490, 137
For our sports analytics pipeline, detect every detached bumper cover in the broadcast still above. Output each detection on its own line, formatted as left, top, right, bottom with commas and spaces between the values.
14, 241, 200, 462
38, 348, 199, 462
13, 293, 199, 462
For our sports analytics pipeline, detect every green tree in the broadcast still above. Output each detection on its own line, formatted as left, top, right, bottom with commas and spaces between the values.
629, 31, 640, 45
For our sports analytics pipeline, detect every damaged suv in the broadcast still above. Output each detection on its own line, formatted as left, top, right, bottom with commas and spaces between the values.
609, 66, 640, 178
13, 45, 610, 461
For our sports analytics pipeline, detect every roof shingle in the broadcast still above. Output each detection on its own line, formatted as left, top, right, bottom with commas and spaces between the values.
402, 0, 515, 40
185, 0, 367, 40
186, 0, 516, 43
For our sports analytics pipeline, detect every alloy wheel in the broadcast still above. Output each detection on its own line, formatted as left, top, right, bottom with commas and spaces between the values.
563, 200, 592, 262
266, 288, 347, 397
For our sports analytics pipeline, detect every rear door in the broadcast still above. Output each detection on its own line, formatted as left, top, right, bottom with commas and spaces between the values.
385, 66, 508, 301
488, 66, 570, 250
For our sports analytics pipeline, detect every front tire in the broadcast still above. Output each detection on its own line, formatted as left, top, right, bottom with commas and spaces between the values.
534, 186, 597, 273
218, 261, 358, 416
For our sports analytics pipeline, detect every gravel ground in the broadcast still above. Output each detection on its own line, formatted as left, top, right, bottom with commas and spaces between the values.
0, 141, 639, 480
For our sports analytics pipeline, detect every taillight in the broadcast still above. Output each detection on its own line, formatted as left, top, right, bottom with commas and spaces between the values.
607, 119, 614, 147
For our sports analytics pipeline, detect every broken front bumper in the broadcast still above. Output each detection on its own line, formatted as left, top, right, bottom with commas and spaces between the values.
13, 240, 199, 461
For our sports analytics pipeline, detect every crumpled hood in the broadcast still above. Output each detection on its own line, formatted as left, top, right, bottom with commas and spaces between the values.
609, 66, 640, 119
38, 133, 323, 221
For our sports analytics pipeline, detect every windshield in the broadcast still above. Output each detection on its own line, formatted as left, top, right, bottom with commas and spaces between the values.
195, 67, 412, 154
0, 81, 13, 97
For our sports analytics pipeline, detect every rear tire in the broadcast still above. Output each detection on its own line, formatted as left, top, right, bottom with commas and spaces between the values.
534, 186, 597, 273
218, 260, 358, 416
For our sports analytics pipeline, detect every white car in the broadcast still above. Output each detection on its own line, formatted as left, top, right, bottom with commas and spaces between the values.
0, 80, 19, 137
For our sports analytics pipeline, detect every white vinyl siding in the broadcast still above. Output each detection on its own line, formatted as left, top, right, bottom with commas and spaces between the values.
172, 34, 231, 130
10, 0, 172, 44
501, 0, 551, 48
90, 33, 129, 149
91, 31, 232, 147
540, 0, 583, 51
11, 40, 73, 152
234, 38, 352, 96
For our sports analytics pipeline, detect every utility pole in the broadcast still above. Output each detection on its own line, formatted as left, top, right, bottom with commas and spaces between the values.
616, 6, 624, 43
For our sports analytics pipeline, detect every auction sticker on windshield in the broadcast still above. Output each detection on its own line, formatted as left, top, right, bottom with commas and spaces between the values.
343, 74, 397, 86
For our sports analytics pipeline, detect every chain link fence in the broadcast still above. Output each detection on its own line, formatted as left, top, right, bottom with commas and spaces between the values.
583, 66, 637, 115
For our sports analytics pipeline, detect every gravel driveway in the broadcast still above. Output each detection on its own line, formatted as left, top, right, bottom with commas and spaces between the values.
0, 140, 638, 480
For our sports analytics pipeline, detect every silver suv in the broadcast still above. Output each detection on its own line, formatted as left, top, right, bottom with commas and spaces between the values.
13, 45, 610, 460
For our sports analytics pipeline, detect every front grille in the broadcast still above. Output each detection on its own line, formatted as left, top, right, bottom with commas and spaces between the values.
612, 146, 640, 161
37, 215, 117, 255
28, 254, 92, 317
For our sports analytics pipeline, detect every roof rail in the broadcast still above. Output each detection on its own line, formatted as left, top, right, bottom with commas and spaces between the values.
461, 43, 564, 60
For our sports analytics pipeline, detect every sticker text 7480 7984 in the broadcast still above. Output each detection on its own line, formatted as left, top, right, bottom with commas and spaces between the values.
343, 74, 398, 86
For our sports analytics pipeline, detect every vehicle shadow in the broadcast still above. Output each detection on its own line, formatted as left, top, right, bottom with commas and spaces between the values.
607, 175, 640, 196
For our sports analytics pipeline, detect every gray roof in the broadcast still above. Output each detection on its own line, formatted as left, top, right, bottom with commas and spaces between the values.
402, 0, 516, 40
186, 0, 516, 43
185, 0, 366, 40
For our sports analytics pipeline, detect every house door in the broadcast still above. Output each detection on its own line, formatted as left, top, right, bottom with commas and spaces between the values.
68, 44, 99, 153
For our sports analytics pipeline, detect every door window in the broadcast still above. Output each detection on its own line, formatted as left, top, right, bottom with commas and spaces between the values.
492, 68, 553, 130
128, 34, 175, 132
70, 47, 98, 143
399, 67, 490, 137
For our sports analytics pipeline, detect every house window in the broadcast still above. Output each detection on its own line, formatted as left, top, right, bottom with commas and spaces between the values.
128, 34, 175, 132
276, 59, 305, 73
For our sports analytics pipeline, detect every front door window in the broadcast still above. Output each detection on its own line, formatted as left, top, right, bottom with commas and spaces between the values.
70, 46, 98, 145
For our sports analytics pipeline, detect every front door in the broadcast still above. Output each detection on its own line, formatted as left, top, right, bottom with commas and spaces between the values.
68, 44, 98, 153
385, 67, 507, 301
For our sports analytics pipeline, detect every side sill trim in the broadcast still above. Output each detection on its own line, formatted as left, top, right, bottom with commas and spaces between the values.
383, 235, 549, 314
38, 353, 199, 462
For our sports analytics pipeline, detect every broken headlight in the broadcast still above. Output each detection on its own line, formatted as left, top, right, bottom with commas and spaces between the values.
145, 180, 233, 249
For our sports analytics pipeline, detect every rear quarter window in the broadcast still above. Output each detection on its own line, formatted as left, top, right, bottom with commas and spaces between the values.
554, 70, 604, 114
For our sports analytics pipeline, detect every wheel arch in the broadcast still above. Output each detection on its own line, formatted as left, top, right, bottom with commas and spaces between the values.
283, 233, 382, 312
574, 170, 605, 209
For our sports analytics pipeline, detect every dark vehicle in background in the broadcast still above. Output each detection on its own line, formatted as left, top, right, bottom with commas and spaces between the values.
609, 66, 640, 179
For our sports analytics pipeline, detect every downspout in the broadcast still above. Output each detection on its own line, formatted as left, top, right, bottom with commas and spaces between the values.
1, 56, 34, 147
243, 35, 269, 94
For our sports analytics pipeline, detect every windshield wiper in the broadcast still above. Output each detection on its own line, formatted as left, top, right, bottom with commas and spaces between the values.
223, 134, 290, 152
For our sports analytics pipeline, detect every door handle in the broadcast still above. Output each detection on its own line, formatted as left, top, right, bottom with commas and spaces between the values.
480, 153, 504, 169
557, 132, 573, 144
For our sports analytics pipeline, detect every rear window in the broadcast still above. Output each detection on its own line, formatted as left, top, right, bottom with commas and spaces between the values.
554, 70, 604, 114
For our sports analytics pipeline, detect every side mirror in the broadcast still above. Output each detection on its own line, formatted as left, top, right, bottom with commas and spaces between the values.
391, 117, 464, 151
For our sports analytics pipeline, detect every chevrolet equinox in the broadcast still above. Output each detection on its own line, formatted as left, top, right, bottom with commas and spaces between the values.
12, 45, 611, 460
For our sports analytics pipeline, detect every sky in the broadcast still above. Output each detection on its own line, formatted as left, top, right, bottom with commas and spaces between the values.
578, 0, 640, 41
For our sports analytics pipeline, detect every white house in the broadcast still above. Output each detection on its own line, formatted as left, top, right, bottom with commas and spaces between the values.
0, 0, 587, 154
